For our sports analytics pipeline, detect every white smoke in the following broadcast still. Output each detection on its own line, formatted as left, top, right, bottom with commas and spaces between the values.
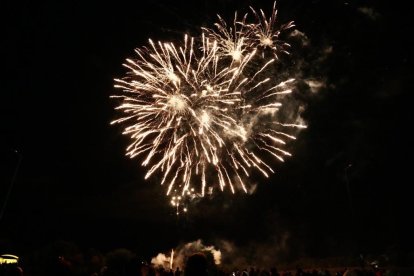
150, 231, 298, 271
151, 239, 221, 270
217, 232, 293, 269
151, 253, 171, 268
358, 7, 380, 20
304, 80, 325, 94
290, 29, 309, 47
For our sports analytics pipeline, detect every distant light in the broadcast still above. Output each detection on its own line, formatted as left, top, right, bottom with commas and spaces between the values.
0, 254, 19, 265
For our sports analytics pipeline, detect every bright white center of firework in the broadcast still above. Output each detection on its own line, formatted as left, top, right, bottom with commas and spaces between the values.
167, 71, 180, 83
167, 95, 187, 113
201, 85, 214, 96
199, 111, 211, 134
238, 126, 248, 142
231, 50, 242, 61
260, 36, 273, 46
201, 111, 210, 125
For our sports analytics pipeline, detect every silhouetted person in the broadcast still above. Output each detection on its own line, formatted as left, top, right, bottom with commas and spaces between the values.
184, 253, 208, 276
295, 268, 304, 276
271, 267, 280, 276
2, 265, 23, 276
51, 256, 72, 276
174, 267, 181, 276
147, 265, 156, 276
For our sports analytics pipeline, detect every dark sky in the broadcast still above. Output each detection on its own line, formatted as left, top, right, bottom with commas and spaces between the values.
1, 0, 413, 263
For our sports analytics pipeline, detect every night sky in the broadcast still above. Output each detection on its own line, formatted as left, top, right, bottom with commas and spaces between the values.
1, 0, 413, 264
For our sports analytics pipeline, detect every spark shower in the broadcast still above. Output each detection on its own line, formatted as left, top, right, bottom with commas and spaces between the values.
111, 2, 307, 206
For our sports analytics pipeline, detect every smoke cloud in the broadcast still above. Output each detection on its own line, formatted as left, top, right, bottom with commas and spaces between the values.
151, 239, 221, 270
151, 232, 299, 271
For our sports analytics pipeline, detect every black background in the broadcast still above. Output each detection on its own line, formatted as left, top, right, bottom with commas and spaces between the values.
1, 0, 412, 263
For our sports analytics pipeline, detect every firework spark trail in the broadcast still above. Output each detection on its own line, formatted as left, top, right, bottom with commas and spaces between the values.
202, 12, 252, 61
248, 1, 296, 58
112, 1, 306, 204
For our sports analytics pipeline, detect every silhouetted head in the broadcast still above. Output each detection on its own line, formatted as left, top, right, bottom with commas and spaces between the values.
5, 265, 23, 276
184, 253, 208, 276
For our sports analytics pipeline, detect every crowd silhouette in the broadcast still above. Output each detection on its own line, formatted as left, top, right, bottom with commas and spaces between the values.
0, 251, 408, 276
0, 243, 411, 276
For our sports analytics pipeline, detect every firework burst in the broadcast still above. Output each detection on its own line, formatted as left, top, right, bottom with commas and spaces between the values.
248, 1, 296, 57
111, 2, 306, 203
